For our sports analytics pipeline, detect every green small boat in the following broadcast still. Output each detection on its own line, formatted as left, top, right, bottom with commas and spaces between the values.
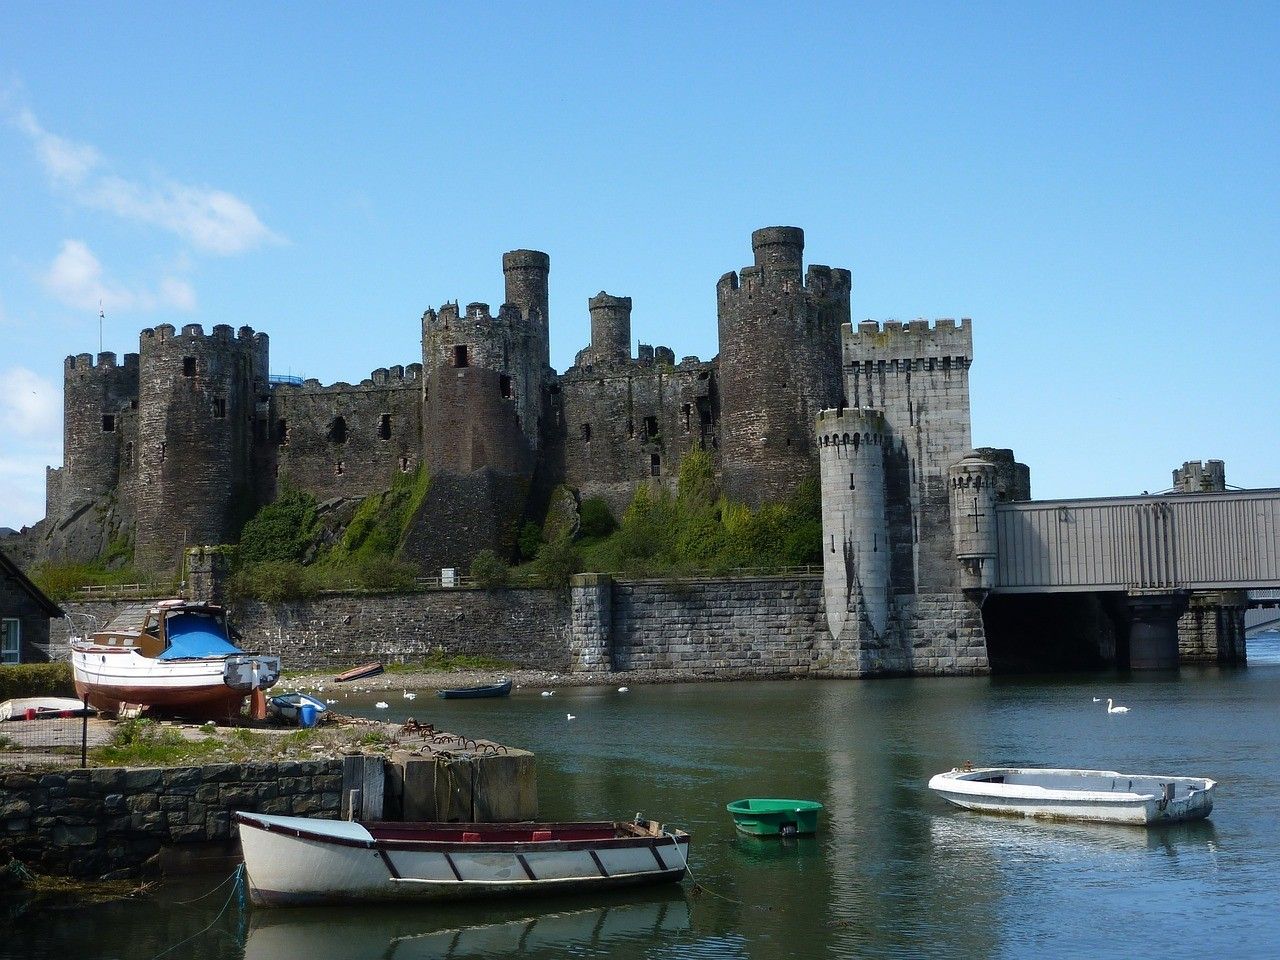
726, 798, 824, 837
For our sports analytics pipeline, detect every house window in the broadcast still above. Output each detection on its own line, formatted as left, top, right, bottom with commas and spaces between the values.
183, 357, 196, 377
581, 423, 592, 442
379, 414, 391, 440
101, 414, 116, 432
213, 397, 227, 419
1, 619, 18, 664
453, 345, 470, 367
650, 454, 661, 477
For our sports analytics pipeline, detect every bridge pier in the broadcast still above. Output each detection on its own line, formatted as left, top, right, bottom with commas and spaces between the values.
1126, 592, 1189, 670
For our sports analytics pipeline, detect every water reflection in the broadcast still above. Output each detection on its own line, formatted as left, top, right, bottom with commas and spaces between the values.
928, 810, 1220, 856
243, 893, 691, 959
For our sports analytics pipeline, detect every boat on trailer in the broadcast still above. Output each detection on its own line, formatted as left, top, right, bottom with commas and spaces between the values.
437, 678, 512, 700
928, 767, 1216, 825
233, 812, 690, 906
70, 599, 280, 721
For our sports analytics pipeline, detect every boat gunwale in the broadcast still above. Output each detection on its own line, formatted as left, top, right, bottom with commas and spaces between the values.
929, 767, 1217, 804
233, 812, 689, 855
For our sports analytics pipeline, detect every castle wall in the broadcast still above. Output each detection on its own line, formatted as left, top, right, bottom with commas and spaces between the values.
61, 351, 139, 508
559, 357, 719, 516
717, 227, 849, 506
272, 368, 423, 502
133, 324, 268, 570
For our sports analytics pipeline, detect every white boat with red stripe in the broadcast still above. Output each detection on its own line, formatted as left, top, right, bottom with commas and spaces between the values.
233, 812, 691, 906
71, 599, 279, 721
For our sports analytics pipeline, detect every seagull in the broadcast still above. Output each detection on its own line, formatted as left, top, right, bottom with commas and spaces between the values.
403, 689, 417, 700
375, 701, 389, 709
1106, 698, 1130, 714
617, 686, 629, 693
566, 713, 576, 720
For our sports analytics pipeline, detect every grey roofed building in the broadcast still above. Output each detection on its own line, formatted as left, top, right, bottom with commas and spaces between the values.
0, 548, 64, 664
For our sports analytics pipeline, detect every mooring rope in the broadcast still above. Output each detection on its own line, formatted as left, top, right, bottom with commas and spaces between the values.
664, 829, 741, 905
149, 864, 244, 960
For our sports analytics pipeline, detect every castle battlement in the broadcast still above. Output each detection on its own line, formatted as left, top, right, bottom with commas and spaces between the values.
65, 351, 140, 375
140, 323, 265, 348
274, 363, 423, 394
844, 318, 972, 364
816, 407, 888, 446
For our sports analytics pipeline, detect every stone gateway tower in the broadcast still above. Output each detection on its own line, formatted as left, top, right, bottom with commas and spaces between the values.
717, 227, 849, 506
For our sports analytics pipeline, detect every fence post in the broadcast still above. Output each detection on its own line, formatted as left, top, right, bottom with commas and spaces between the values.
80, 691, 89, 768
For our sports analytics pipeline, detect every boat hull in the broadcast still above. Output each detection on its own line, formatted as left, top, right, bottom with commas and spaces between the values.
437, 679, 513, 700
928, 767, 1216, 825
235, 813, 690, 907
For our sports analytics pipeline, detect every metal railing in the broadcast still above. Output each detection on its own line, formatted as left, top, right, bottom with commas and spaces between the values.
69, 582, 172, 601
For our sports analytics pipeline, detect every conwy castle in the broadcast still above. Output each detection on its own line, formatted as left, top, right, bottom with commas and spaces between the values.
19, 227, 1257, 674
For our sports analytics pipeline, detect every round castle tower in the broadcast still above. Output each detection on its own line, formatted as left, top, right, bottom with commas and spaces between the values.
717, 227, 850, 506
948, 451, 999, 593
818, 408, 890, 642
588, 292, 632, 365
134, 323, 268, 570
62, 351, 139, 507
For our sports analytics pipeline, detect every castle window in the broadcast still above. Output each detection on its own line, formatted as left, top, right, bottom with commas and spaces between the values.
700, 408, 711, 425
276, 419, 288, 446
453, 345, 470, 368
682, 404, 691, 432
644, 416, 658, 439
581, 423, 591, 442
379, 414, 391, 440
499, 375, 512, 399
328, 416, 347, 444
101, 414, 116, 432
335, 461, 344, 476
400, 456, 410, 472
183, 357, 196, 377
130, 400, 137, 410
650, 454, 661, 477
213, 397, 227, 419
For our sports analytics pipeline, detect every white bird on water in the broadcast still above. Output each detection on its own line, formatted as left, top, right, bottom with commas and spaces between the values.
1092, 697, 1101, 702
403, 689, 417, 700
617, 686, 629, 693
1106, 698, 1130, 714
541, 691, 554, 697
566, 713, 576, 721
375, 701, 389, 709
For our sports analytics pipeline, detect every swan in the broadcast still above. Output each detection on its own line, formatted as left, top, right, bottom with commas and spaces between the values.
617, 686, 629, 693
1092, 697, 1101, 702
541, 691, 553, 697
566, 713, 576, 720
403, 689, 417, 700
1106, 698, 1129, 714
375, 701, 389, 709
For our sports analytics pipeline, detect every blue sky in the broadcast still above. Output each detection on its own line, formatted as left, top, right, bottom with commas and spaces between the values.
1, 2, 1276, 529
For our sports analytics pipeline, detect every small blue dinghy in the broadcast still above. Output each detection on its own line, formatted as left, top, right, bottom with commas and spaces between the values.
269, 693, 327, 727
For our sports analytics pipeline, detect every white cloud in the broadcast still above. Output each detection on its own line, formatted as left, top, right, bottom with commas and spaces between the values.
41, 240, 196, 314
0, 367, 59, 437
14, 108, 280, 255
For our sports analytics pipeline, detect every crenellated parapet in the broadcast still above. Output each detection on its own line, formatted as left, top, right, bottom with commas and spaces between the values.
843, 318, 972, 367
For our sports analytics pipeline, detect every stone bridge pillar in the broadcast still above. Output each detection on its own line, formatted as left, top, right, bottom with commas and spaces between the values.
1126, 592, 1189, 670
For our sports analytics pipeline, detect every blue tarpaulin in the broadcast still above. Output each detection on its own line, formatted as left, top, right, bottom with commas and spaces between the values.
157, 612, 241, 660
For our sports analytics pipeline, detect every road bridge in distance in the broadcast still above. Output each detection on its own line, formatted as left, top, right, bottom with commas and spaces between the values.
986, 488, 1280, 668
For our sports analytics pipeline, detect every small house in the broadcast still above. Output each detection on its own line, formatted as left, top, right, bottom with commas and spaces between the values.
0, 549, 63, 664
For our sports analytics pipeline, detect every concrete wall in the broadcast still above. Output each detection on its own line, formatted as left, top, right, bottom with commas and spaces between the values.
0, 759, 342, 879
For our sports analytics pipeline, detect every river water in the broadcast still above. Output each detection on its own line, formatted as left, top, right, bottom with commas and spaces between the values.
7, 637, 1280, 959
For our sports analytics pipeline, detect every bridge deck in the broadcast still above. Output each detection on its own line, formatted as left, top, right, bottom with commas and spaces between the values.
993, 488, 1280, 593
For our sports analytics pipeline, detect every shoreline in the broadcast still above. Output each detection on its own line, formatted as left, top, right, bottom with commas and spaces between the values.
278, 665, 819, 692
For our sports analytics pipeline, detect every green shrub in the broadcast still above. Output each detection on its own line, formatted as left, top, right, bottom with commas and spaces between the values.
517, 522, 543, 561
352, 556, 418, 591
470, 550, 510, 589
0, 663, 75, 701
532, 532, 583, 588
231, 561, 315, 602
30, 563, 152, 602
578, 498, 617, 539
238, 489, 318, 564
330, 466, 430, 565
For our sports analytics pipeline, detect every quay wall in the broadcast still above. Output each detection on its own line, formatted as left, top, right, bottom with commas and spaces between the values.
0, 759, 342, 879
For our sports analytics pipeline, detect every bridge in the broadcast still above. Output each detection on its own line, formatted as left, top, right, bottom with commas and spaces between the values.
1247, 589, 1280, 634
988, 488, 1280, 668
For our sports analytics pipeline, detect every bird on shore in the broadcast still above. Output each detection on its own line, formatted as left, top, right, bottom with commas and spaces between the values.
1106, 699, 1130, 714
541, 691, 553, 697
375, 701, 389, 709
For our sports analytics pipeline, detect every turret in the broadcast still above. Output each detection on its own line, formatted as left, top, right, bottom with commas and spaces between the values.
948, 452, 999, 593
588, 292, 632, 365
61, 350, 140, 506
717, 227, 849, 506
1172, 460, 1226, 493
818, 408, 890, 643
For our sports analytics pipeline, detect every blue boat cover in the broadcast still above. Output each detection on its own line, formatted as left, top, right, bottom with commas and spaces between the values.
158, 612, 241, 660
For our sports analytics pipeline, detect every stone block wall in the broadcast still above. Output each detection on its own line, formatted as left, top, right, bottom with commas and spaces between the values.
1178, 591, 1248, 664
0, 759, 342, 879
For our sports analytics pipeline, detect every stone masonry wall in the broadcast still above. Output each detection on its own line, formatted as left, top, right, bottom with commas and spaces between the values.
0, 759, 342, 879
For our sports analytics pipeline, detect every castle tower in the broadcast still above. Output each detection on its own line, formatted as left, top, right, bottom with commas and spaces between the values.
588, 292, 632, 365
134, 323, 268, 570
1172, 460, 1226, 493
502, 248, 551, 383
717, 227, 849, 506
61, 351, 139, 507
818, 408, 890, 643
844, 319, 974, 593
948, 452, 999, 593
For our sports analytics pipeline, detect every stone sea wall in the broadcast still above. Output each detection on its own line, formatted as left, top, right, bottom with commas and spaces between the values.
0, 759, 342, 878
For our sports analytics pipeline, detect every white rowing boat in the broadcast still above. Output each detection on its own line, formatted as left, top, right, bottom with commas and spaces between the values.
928, 767, 1216, 825
233, 812, 690, 906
